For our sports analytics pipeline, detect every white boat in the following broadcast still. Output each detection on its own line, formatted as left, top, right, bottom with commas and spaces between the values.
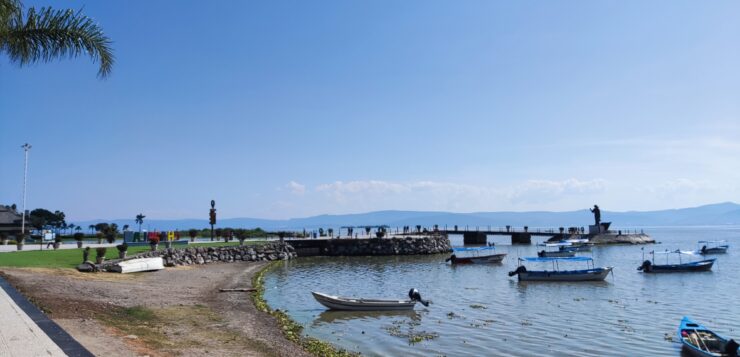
311, 289, 429, 311
509, 257, 613, 282
108, 257, 165, 273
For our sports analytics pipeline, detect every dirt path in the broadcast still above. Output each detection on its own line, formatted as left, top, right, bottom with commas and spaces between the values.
1, 263, 311, 357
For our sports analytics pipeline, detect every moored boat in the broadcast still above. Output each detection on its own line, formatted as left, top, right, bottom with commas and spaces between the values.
508, 257, 613, 282
538, 243, 576, 258
678, 316, 738, 357
312, 289, 429, 311
637, 250, 715, 273
446, 247, 506, 264
698, 241, 729, 255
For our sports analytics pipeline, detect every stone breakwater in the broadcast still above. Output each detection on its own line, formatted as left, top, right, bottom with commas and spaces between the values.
589, 233, 655, 245
134, 242, 298, 267
289, 235, 453, 256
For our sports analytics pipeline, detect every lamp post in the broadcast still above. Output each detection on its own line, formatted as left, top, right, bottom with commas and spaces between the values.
20, 143, 31, 251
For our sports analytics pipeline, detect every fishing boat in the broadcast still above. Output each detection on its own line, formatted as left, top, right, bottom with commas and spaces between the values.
558, 239, 592, 252
678, 316, 738, 357
697, 241, 729, 255
538, 243, 576, 258
311, 289, 429, 311
508, 257, 613, 282
445, 246, 506, 264
637, 250, 715, 273
107, 257, 165, 273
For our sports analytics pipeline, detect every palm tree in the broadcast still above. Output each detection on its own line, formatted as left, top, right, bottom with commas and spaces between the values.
0, 0, 114, 77
88, 224, 94, 235
135, 213, 145, 232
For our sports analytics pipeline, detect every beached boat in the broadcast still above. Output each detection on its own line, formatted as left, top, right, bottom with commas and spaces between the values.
637, 250, 715, 273
678, 316, 739, 357
445, 247, 506, 264
107, 257, 165, 273
311, 289, 429, 311
538, 243, 576, 258
508, 257, 613, 282
697, 241, 729, 255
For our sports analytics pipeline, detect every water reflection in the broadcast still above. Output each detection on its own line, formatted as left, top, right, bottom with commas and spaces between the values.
314, 310, 420, 325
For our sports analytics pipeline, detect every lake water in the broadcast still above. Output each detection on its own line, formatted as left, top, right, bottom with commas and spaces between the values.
262, 227, 740, 356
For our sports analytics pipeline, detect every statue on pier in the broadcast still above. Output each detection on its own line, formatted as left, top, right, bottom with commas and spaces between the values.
590, 205, 601, 226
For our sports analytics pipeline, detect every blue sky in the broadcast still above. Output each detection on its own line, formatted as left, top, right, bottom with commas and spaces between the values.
2, 1, 740, 221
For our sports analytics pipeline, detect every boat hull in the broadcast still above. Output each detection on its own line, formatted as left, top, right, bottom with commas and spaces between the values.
516, 267, 613, 282
449, 253, 506, 264
642, 259, 715, 273
108, 257, 165, 273
312, 292, 417, 311
538, 250, 576, 258
700, 247, 728, 255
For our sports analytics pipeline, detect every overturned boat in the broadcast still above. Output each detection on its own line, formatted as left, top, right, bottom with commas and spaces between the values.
107, 257, 165, 274
312, 289, 429, 311
508, 257, 613, 282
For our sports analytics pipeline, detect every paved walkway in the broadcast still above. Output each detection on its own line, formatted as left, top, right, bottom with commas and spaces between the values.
0, 276, 92, 356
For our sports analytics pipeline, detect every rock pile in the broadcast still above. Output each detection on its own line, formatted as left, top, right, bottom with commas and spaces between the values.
322, 236, 452, 256
126, 242, 296, 267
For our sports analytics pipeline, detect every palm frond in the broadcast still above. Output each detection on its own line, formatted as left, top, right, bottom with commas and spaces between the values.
1, 5, 114, 78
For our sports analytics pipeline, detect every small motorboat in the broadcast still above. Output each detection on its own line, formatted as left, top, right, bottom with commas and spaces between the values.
107, 257, 165, 273
678, 316, 738, 357
508, 257, 613, 282
311, 289, 429, 311
446, 247, 506, 264
538, 243, 576, 258
637, 250, 715, 273
697, 241, 729, 255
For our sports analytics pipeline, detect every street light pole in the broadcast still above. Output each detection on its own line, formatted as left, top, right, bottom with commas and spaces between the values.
20, 143, 31, 249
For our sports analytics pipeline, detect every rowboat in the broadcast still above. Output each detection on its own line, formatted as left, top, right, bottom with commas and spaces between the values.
311, 289, 429, 311
637, 250, 715, 273
446, 247, 506, 264
107, 257, 165, 273
538, 243, 576, 258
508, 257, 613, 282
678, 316, 738, 357
698, 241, 729, 255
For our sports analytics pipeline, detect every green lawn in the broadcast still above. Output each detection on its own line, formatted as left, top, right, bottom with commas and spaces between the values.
0, 241, 265, 269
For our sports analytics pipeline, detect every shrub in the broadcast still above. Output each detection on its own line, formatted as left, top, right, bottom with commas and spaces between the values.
116, 242, 128, 252
149, 236, 160, 245
73, 232, 85, 241
95, 247, 107, 258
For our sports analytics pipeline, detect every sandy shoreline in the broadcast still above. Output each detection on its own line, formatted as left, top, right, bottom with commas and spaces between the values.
1, 262, 312, 357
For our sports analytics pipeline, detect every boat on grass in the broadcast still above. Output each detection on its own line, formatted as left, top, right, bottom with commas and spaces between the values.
678, 316, 738, 357
312, 289, 429, 311
108, 257, 165, 274
697, 241, 729, 255
538, 243, 576, 258
446, 247, 506, 264
508, 257, 613, 282
637, 250, 715, 273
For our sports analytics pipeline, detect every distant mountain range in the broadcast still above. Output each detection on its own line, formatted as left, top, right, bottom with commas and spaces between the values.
72, 202, 740, 232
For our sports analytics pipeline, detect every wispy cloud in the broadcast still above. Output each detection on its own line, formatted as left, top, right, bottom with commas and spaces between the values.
286, 181, 306, 195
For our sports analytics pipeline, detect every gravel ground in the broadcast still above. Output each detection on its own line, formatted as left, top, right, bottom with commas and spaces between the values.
1, 263, 312, 357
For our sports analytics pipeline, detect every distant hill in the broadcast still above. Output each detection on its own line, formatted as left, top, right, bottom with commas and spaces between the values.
71, 202, 740, 232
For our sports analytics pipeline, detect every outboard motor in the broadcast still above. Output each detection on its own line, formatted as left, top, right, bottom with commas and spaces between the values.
445, 254, 456, 263
537, 250, 546, 257
408, 288, 430, 307
726, 339, 739, 357
637, 260, 652, 272
508, 265, 527, 277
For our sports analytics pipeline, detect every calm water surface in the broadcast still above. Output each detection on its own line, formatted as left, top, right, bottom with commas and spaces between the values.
262, 227, 740, 356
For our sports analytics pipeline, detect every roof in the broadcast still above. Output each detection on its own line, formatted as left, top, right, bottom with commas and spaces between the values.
0, 206, 22, 225
452, 247, 496, 252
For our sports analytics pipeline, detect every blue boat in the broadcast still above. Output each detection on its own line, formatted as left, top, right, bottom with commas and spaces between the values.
508, 257, 613, 282
678, 317, 738, 357
537, 243, 576, 258
637, 250, 715, 273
